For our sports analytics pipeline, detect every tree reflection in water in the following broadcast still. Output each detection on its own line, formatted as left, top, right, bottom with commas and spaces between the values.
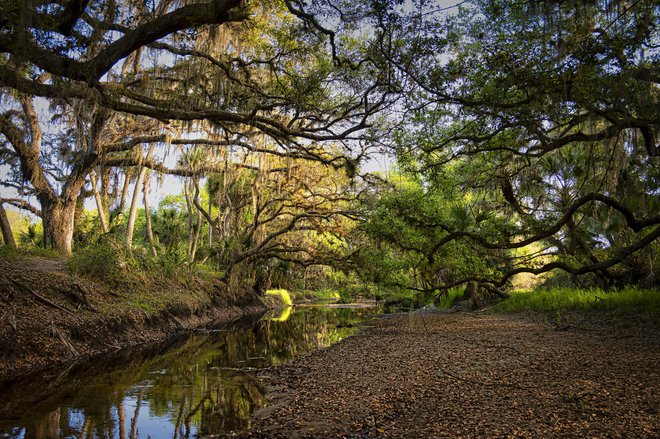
0, 306, 379, 438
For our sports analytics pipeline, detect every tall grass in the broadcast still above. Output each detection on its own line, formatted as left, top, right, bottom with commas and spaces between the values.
435, 287, 466, 309
493, 287, 660, 316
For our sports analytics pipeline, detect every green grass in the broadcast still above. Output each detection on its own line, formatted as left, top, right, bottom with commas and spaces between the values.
0, 245, 61, 261
128, 294, 164, 315
492, 287, 660, 317
306, 288, 341, 301
435, 287, 466, 309
265, 289, 293, 306
289, 288, 352, 303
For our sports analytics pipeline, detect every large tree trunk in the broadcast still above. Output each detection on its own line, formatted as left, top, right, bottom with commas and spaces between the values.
0, 204, 16, 247
41, 197, 77, 254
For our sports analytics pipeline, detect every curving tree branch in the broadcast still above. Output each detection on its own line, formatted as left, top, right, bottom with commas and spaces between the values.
0, 198, 42, 217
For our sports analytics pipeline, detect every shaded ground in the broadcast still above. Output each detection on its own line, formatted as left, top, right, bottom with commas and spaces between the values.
239, 310, 659, 438
0, 257, 266, 380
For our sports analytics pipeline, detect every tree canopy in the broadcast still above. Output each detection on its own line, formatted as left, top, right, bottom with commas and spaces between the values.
1, 0, 658, 294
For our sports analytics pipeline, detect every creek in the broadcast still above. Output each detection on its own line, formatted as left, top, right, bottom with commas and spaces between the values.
0, 305, 381, 439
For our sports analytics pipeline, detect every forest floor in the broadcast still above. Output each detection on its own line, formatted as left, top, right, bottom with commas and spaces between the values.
0, 256, 268, 380
239, 309, 659, 438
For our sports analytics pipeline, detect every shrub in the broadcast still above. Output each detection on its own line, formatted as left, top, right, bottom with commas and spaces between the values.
265, 289, 293, 306
338, 290, 354, 304
68, 240, 136, 285
434, 287, 466, 309
146, 244, 190, 278
313, 288, 341, 301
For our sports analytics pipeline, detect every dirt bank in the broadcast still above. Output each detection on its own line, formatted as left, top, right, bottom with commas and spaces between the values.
240, 310, 659, 438
0, 257, 268, 380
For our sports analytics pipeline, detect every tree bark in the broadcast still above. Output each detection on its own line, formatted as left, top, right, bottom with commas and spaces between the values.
190, 178, 202, 260
191, 200, 202, 260
114, 168, 133, 223
126, 144, 155, 247
41, 196, 77, 254
0, 204, 16, 247
142, 172, 157, 256
90, 170, 109, 233
208, 189, 213, 246
184, 178, 194, 257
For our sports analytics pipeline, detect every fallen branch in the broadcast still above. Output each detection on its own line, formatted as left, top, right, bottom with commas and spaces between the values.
11, 279, 78, 317
50, 324, 80, 356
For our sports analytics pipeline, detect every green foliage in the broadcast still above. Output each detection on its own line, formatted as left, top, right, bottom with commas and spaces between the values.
152, 208, 188, 250
357, 171, 511, 292
0, 245, 60, 261
493, 288, 660, 317
3, 208, 33, 245
3, 0, 655, 302
147, 245, 191, 278
19, 222, 43, 248
68, 238, 196, 285
350, 0, 659, 295
265, 289, 293, 306
295, 288, 341, 302
127, 293, 166, 316
337, 289, 354, 304
434, 287, 466, 310
0, 245, 20, 261
73, 209, 104, 247
67, 239, 137, 285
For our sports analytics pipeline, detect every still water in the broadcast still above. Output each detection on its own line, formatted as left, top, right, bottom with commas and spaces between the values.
0, 305, 381, 439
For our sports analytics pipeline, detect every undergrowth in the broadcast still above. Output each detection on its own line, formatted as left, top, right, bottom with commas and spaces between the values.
434, 287, 466, 309
265, 289, 293, 306
67, 240, 198, 286
313, 288, 342, 301
492, 287, 660, 317
67, 240, 138, 285
0, 245, 61, 261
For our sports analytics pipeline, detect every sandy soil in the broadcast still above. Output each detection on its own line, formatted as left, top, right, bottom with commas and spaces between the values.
238, 310, 659, 438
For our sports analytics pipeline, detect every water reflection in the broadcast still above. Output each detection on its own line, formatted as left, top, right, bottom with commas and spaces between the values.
0, 306, 379, 439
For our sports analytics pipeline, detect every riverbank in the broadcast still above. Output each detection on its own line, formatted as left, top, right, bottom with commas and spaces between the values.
0, 256, 269, 380
240, 310, 659, 438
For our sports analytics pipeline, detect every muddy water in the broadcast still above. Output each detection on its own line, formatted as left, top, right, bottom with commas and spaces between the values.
0, 305, 381, 439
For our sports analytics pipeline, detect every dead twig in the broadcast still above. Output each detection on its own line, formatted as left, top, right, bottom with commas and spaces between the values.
50, 323, 80, 356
